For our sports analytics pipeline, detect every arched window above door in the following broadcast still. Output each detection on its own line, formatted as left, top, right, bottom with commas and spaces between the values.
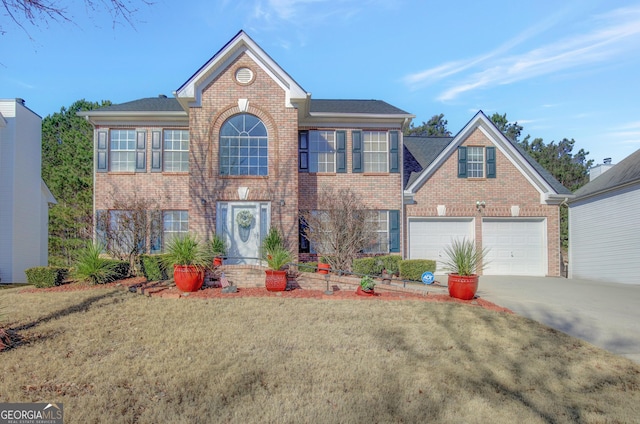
219, 113, 268, 176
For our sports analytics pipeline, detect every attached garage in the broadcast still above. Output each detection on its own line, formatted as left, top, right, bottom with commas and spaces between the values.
407, 217, 474, 272
482, 218, 547, 276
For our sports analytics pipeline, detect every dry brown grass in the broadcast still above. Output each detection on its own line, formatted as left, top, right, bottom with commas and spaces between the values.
1, 287, 639, 423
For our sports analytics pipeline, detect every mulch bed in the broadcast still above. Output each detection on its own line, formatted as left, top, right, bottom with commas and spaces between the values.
16, 277, 512, 313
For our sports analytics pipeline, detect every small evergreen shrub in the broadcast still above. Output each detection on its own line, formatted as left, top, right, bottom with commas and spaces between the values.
140, 254, 169, 281
105, 260, 130, 281
352, 257, 380, 276
25, 267, 68, 288
352, 255, 402, 276
399, 259, 436, 282
298, 262, 317, 273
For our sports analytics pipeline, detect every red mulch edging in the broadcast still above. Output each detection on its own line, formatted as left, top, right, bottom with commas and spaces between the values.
15, 277, 512, 314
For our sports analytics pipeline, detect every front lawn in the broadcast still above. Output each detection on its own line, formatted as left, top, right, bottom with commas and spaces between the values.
0, 287, 639, 423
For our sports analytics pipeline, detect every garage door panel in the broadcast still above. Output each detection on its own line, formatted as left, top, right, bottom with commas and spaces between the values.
408, 218, 474, 273
483, 218, 546, 276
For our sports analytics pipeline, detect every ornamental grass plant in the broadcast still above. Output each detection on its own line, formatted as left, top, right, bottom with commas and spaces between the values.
162, 233, 210, 269
72, 242, 120, 285
442, 238, 489, 276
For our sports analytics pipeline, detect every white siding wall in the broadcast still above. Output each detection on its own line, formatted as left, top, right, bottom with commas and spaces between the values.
569, 183, 640, 284
0, 102, 16, 283
0, 100, 47, 283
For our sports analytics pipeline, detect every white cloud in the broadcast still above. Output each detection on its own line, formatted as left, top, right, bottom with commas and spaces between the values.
405, 5, 640, 102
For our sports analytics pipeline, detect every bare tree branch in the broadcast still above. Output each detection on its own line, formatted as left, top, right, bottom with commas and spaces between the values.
1, 0, 152, 37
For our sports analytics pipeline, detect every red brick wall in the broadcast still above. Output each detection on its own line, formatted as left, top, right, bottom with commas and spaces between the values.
405, 128, 561, 276
187, 53, 300, 253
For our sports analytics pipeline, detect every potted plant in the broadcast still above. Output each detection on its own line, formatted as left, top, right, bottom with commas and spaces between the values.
317, 256, 331, 274
356, 275, 377, 296
442, 238, 489, 300
261, 228, 292, 292
209, 234, 227, 267
264, 245, 293, 292
163, 233, 209, 292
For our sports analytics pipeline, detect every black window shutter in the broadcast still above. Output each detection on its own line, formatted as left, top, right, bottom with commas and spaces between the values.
135, 130, 146, 172
151, 130, 163, 172
352, 130, 362, 173
336, 130, 346, 173
299, 131, 309, 172
389, 131, 399, 173
458, 146, 467, 178
486, 146, 496, 178
95, 209, 107, 248
389, 210, 400, 253
96, 130, 108, 172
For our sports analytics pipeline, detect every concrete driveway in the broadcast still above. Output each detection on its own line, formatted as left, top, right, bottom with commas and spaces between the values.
470, 275, 640, 363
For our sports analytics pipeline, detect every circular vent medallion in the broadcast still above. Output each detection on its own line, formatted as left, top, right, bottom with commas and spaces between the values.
235, 67, 254, 84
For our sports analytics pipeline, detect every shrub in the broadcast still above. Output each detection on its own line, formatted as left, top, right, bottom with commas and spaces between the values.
298, 262, 317, 273
352, 257, 380, 276
140, 254, 169, 281
352, 255, 402, 276
399, 259, 436, 282
72, 242, 122, 285
25, 267, 68, 288
105, 260, 131, 280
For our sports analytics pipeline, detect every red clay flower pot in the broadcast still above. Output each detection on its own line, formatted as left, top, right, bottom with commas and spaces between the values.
265, 270, 287, 292
356, 286, 377, 296
317, 263, 330, 275
448, 274, 479, 300
173, 264, 204, 292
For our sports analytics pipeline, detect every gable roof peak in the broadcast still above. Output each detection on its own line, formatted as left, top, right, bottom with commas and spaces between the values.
175, 30, 307, 109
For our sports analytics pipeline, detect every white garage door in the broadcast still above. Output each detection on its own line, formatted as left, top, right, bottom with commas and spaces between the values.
408, 218, 474, 273
482, 218, 546, 276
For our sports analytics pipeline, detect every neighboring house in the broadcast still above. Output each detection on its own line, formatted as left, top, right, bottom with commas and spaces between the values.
80, 31, 413, 265
568, 148, 640, 284
0, 98, 57, 283
403, 112, 572, 276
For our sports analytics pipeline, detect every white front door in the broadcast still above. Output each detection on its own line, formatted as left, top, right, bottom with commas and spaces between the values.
217, 202, 271, 265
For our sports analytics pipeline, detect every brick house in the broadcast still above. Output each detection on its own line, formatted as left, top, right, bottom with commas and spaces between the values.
404, 112, 571, 276
80, 31, 412, 265
81, 31, 570, 276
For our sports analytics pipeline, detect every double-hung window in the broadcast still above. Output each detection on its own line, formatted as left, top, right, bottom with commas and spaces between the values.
309, 130, 336, 173
163, 210, 189, 248
363, 131, 388, 173
163, 130, 189, 172
365, 211, 390, 253
457, 146, 496, 178
467, 146, 484, 178
110, 130, 136, 172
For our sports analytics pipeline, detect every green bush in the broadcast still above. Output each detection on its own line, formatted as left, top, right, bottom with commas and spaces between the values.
140, 254, 169, 281
298, 262, 317, 273
352, 255, 402, 276
399, 259, 436, 281
25, 267, 68, 288
105, 260, 130, 281
73, 242, 123, 285
352, 257, 379, 276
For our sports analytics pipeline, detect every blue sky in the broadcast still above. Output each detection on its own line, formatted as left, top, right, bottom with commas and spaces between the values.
3, 0, 640, 164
